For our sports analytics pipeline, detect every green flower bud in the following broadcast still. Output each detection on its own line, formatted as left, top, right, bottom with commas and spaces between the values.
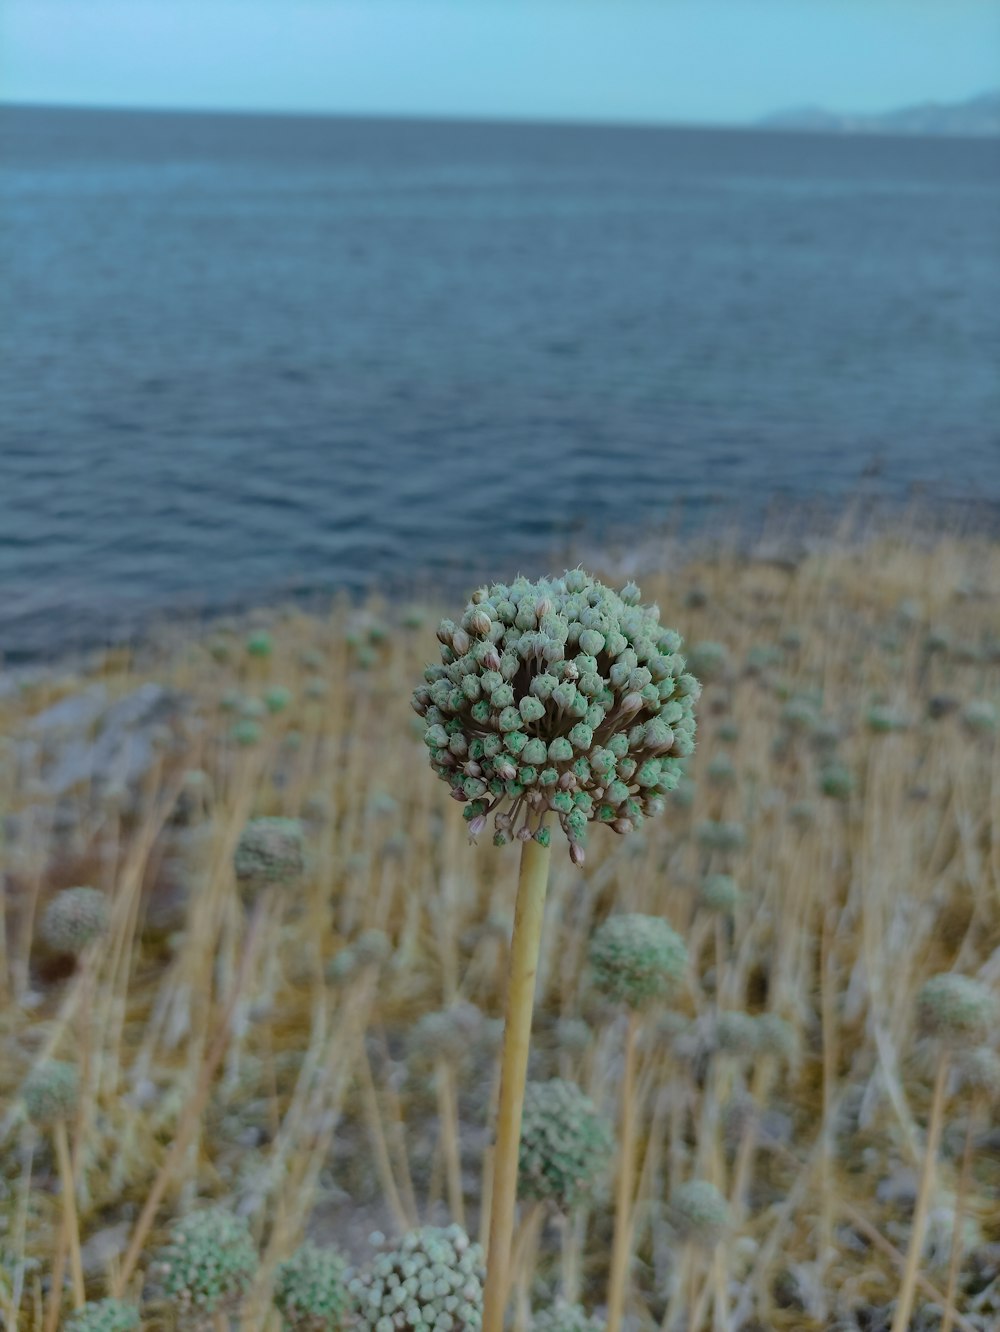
589, 914, 687, 1009
518, 1079, 612, 1210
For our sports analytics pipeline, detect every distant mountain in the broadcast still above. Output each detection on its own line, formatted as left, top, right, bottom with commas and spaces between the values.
759, 90, 1000, 137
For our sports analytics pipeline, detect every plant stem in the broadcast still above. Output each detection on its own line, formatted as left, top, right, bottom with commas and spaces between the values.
606, 1009, 639, 1332
436, 1058, 465, 1228
482, 835, 552, 1332
890, 1050, 949, 1332
53, 1119, 85, 1310
940, 1105, 977, 1332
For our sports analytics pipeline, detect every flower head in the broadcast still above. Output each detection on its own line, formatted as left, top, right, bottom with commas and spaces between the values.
667, 1180, 729, 1247
41, 887, 109, 955
22, 1060, 79, 1126
274, 1241, 350, 1332
531, 1302, 605, 1332
518, 1079, 612, 1210
155, 1207, 257, 1328
413, 573, 698, 861
64, 1301, 140, 1332
917, 974, 998, 1047
234, 817, 306, 898
589, 914, 687, 1010
349, 1224, 485, 1332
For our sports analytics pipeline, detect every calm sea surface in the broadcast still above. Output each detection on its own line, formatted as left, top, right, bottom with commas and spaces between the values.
1, 107, 999, 658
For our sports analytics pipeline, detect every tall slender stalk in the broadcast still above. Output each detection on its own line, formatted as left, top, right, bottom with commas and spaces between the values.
482, 836, 551, 1332
606, 1011, 639, 1332
890, 1051, 949, 1332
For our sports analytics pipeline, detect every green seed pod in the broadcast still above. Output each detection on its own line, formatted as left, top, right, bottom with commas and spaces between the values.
274, 1241, 350, 1332
41, 886, 109, 955
667, 1180, 729, 1247
349, 1225, 485, 1332
917, 974, 998, 1046
413, 572, 697, 860
589, 914, 687, 1010
230, 719, 261, 746
64, 1300, 140, 1332
265, 685, 294, 714
518, 1079, 613, 1210
820, 764, 854, 800
22, 1060, 79, 1126
156, 1207, 256, 1325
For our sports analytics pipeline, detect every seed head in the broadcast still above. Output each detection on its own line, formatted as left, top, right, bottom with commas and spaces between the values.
155, 1207, 256, 1328
667, 1180, 729, 1247
589, 914, 687, 1010
234, 817, 307, 897
415, 572, 698, 860
754, 1014, 797, 1063
686, 642, 729, 682
41, 886, 109, 955
22, 1060, 79, 1126
408, 1004, 482, 1066
917, 974, 998, 1047
531, 1301, 605, 1332
698, 874, 741, 915
954, 1047, 1000, 1101
349, 1224, 485, 1332
714, 1011, 760, 1056
962, 700, 997, 734
274, 1241, 350, 1332
518, 1079, 613, 1211
819, 763, 854, 800
554, 1017, 593, 1056
64, 1301, 140, 1332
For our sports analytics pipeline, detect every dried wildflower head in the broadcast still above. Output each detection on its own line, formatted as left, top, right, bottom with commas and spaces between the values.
531, 1301, 605, 1332
64, 1300, 140, 1332
41, 886, 109, 955
589, 914, 687, 1010
518, 1079, 612, 1211
22, 1060, 79, 1126
954, 1048, 1000, 1102
155, 1207, 256, 1328
698, 874, 741, 915
686, 642, 728, 682
274, 1241, 350, 1332
754, 1013, 797, 1063
349, 1224, 485, 1332
667, 1180, 729, 1248
408, 1004, 482, 1066
554, 1017, 594, 1056
962, 700, 997, 734
234, 817, 306, 898
714, 1012, 760, 1057
917, 974, 998, 1047
819, 763, 854, 800
413, 572, 699, 862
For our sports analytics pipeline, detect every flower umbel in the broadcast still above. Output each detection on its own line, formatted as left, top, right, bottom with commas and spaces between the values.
413, 572, 699, 862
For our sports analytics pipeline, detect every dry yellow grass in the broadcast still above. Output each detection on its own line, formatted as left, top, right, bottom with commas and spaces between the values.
1, 521, 998, 1330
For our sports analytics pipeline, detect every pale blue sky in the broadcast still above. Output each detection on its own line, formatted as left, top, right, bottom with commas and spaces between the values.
1, 0, 997, 125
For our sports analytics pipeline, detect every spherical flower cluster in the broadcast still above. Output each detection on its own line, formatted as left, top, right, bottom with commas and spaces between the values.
698, 874, 741, 914
234, 818, 307, 896
408, 1004, 483, 1066
754, 1014, 797, 1063
589, 914, 687, 1010
666, 1180, 729, 1247
531, 1301, 605, 1332
22, 1060, 79, 1126
518, 1079, 613, 1210
349, 1224, 485, 1332
412, 572, 699, 862
274, 1241, 350, 1332
41, 886, 109, 955
64, 1301, 140, 1332
917, 974, 998, 1046
155, 1207, 257, 1328
714, 1012, 760, 1056
685, 642, 728, 683
695, 821, 746, 854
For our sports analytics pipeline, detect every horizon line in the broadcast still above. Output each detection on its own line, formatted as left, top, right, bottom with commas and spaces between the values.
4, 97, 997, 142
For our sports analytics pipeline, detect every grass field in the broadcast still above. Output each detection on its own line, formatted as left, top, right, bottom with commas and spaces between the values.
1, 520, 998, 1331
